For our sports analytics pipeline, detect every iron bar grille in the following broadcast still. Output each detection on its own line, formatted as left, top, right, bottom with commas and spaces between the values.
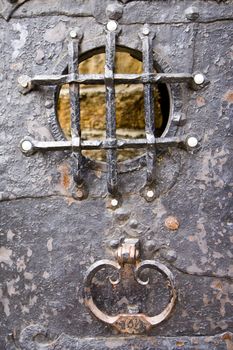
20, 23, 203, 198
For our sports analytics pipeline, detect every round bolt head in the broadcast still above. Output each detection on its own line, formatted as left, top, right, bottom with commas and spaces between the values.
127, 304, 140, 314
76, 189, 84, 198
109, 239, 119, 249
187, 136, 198, 148
70, 30, 77, 38
129, 219, 138, 229
164, 216, 180, 231
185, 6, 199, 21
142, 27, 150, 36
106, 4, 123, 20
194, 73, 205, 85
45, 100, 53, 109
21, 140, 33, 152
107, 20, 118, 32
18, 75, 29, 88
111, 198, 118, 207
147, 190, 154, 198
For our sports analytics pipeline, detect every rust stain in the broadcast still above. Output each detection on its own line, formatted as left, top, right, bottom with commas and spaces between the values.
203, 294, 210, 306
164, 216, 180, 231
196, 96, 206, 107
222, 333, 233, 350
222, 332, 233, 341
211, 280, 223, 291
57, 163, 71, 191
225, 340, 233, 350
223, 90, 233, 103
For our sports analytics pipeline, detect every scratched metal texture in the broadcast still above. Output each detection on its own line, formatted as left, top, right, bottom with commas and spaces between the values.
0, 0, 233, 349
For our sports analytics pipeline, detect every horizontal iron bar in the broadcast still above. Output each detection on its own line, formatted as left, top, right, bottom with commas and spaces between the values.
29, 73, 194, 86
21, 136, 187, 153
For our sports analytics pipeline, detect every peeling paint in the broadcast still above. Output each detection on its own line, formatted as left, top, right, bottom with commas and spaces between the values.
16, 255, 26, 272
42, 271, 50, 279
11, 23, 28, 60
44, 22, 66, 43
47, 238, 53, 252
0, 247, 13, 266
196, 218, 208, 255
0, 289, 10, 317
7, 277, 20, 296
27, 248, 33, 257
7, 230, 15, 241
24, 272, 34, 280
223, 90, 233, 103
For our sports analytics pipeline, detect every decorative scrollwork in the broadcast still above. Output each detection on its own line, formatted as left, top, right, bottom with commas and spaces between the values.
83, 239, 177, 334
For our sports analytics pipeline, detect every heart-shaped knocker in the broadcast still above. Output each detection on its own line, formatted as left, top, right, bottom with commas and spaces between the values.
84, 238, 177, 334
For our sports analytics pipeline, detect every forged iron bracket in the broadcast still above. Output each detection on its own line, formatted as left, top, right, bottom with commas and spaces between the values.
83, 238, 177, 334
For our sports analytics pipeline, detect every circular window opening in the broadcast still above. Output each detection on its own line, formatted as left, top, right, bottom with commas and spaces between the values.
57, 49, 170, 163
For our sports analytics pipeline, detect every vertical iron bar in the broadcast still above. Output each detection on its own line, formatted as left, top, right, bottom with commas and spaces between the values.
141, 28, 156, 185
105, 28, 118, 195
68, 31, 83, 185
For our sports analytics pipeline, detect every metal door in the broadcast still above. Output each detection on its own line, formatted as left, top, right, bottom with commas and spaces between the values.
0, 1, 233, 349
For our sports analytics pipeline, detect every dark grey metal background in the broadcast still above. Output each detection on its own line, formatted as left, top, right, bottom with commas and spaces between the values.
0, 0, 233, 349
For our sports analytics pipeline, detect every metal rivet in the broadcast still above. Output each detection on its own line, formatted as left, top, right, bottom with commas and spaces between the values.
109, 239, 119, 249
194, 73, 205, 85
164, 216, 180, 231
185, 6, 199, 21
76, 189, 84, 199
187, 136, 198, 148
45, 100, 53, 109
18, 75, 29, 88
127, 304, 140, 314
21, 140, 33, 152
70, 30, 77, 38
146, 190, 154, 198
129, 219, 138, 229
142, 27, 150, 36
111, 198, 118, 207
106, 4, 123, 20
107, 20, 118, 32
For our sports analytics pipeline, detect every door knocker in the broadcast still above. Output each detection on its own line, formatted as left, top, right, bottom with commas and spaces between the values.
84, 238, 176, 334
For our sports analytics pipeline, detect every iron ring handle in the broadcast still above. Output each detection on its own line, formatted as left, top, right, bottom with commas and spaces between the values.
83, 259, 177, 334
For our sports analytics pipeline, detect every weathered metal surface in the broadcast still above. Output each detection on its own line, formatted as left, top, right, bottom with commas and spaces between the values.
15, 326, 233, 350
0, 0, 233, 349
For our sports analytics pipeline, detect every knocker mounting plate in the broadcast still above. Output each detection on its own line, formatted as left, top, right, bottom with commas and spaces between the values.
83, 238, 177, 334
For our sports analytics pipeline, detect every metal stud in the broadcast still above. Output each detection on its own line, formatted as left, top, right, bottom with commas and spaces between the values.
185, 6, 199, 21
111, 198, 119, 207
146, 190, 154, 198
142, 26, 150, 36
18, 75, 29, 88
107, 20, 118, 32
194, 73, 205, 85
187, 136, 198, 148
70, 30, 77, 38
21, 140, 33, 152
